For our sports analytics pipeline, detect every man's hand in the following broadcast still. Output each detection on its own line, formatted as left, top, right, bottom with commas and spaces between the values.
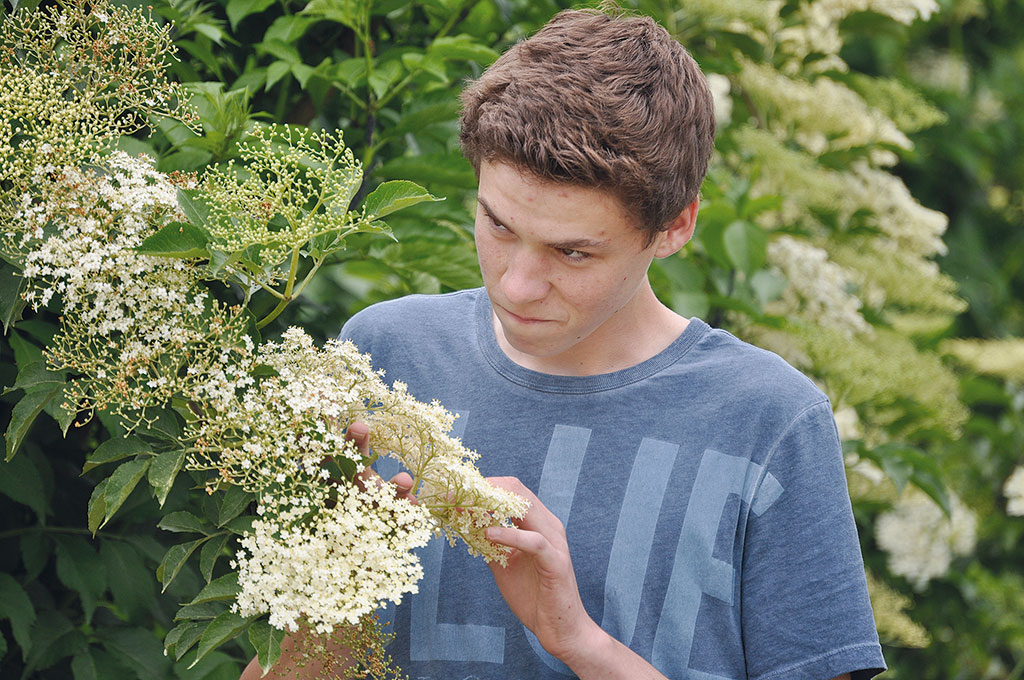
483, 477, 604, 667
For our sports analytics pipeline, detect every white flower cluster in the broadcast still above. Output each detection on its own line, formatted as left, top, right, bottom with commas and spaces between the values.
7, 152, 249, 421
875, 488, 977, 590
1004, 466, 1024, 517
767, 235, 871, 336
189, 327, 529, 564
735, 59, 911, 154
780, 0, 937, 72
233, 481, 433, 634
843, 161, 949, 258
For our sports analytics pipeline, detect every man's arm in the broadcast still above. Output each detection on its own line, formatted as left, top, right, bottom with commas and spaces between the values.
483, 477, 854, 680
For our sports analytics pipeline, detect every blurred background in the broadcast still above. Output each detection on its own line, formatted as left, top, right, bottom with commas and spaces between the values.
1, 0, 1022, 677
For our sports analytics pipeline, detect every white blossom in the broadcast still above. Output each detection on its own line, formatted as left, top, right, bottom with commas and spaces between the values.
875, 488, 977, 589
1004, 466, 1024, 517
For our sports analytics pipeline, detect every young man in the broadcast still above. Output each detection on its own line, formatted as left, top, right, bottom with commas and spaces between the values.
250, 8, 886, 679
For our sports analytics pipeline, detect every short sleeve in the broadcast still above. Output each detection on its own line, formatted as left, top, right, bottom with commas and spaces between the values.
741, 401, 886, 680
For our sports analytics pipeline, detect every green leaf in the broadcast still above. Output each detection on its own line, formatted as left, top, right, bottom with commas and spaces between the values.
199, 533, 232, 583
159, 510, 209, 534
136, 221, 210, 258
265, 60, 292, 91
218, 485, 253, 527
54, 535, 106, 623
71, 651, 98, 680
148, 448, 187, 507
6, 359, 63, 395
188, 572, 240, 605
98, 626, 172, 680
87, 479, 108, 536
175, 601, 225, 622
248, 619, 285, 676
7, 329, 43, 368
20, 530, 49, 581
0, 264, 26, 333
363, 180, 442, 220
367, 59, 404, 100
83, 435, 151, 473
100, 541, 154, 619
0, 451, 47, 520
0, 573, 36, 660
723, 220, 767, 275
190, 611, 252, 668
428, 35, 499, 64
225, 0, 275, 30
5, 382, 62, 460
101, 458, 152, 528
177, 189, 212, 228
388, 99, 460, 138
157, 537, 209, 592
164, 621, 207, 661
22, 610, 76, 677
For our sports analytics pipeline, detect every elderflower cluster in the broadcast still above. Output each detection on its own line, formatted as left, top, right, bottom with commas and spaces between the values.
843, 162, 949, 258
188, 327, 529, 563
6, 152, 250, 423
199, 124, 364, 276
673, 0, 782, 44
1004, 466, 1024, 517
779, 0, 938, 72
735, 59, 911, 154
233, 481, 434, 634
875, 488, 977, 590
767, 236, 871, 336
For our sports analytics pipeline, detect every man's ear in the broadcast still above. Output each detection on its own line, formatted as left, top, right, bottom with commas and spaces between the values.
653, 198, 699, 259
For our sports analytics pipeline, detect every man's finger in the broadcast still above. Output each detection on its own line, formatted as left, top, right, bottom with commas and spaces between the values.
390, 471, 418, 504
345, 421, 370, 457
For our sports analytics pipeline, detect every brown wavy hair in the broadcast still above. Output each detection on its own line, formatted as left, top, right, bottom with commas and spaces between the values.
459, 8, 716, 244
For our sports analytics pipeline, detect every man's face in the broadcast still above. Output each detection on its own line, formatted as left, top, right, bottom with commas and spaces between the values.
474, 161, 668, 373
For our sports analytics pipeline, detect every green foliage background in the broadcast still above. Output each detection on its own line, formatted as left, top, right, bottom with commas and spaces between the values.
0, 0, 1021, 678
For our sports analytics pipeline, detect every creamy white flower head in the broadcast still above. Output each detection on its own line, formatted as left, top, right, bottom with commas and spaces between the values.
875, 487, 977, 589
233, 481, 434, 633
1004, 466, 1024, 517
706, 74, 733, 128
767, 236, 871, 336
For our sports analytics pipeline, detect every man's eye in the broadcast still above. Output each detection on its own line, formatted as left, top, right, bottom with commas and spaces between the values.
560, 248, 590, 261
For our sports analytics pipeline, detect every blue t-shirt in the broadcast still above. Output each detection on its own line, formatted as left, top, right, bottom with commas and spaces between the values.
340, 288, 885, 680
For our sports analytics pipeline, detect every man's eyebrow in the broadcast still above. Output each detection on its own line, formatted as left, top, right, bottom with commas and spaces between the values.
476, 196, 612, 251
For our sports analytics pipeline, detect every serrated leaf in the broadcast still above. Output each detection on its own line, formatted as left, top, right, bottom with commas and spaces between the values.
248, 619, 285, 675
427, 35, 499, 64
190, 611, 252, 668
224, 515, 256, 535
159, 511, 209, 534
177, 189, 212, 228
225, 0, 275, 30
363, 180, 442, 220
0, 451, 47, 520
71, 650, 98, 680
87, 479, 108, 536
6, 360, 63, 395
266, 60, 291, 90
188, 572, 240, 605
174, 601, 225, 622
199, 533, 232, 583
0, 573, 36, 660
147, 448, 187, 507
101, 458, 151, 528
0, 264, 26, 333
83, 436, 151, 473
157, 538, 209, 592
218, 485, 253, 527
164, 621, 207, 661
5, 383, 62, 461
136, 221, 210, 258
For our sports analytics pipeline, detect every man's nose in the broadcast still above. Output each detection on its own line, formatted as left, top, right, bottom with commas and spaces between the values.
500, 248, 551, 305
